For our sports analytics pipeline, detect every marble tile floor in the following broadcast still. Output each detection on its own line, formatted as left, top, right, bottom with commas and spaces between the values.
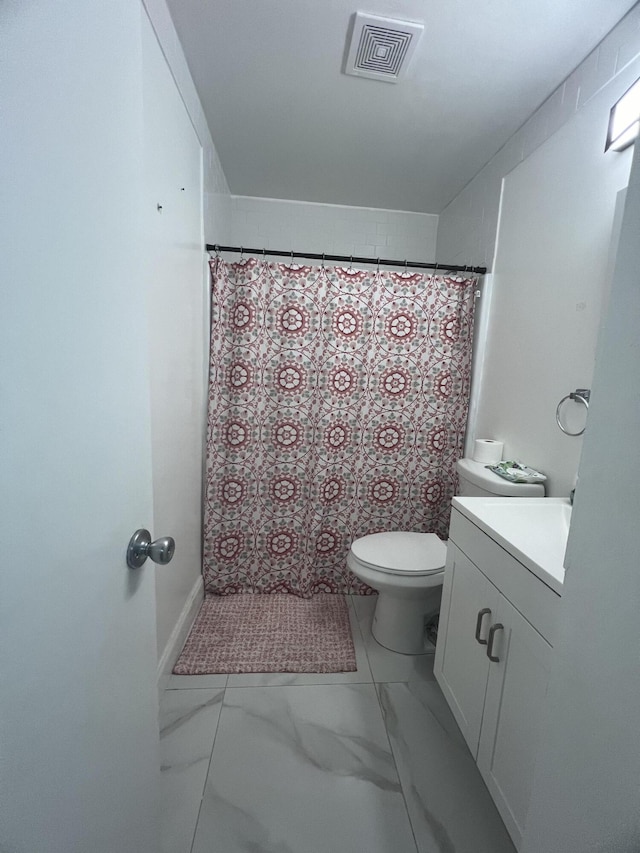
160, 595, 515, 853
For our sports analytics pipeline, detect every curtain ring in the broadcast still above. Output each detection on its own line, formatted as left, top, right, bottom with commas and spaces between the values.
349, 255, 353, 272
262, 247, 266, 264
240, 246, 244, 262
404, 259, 408, 272
376, 258, 380, 273
321, 252, 325, 269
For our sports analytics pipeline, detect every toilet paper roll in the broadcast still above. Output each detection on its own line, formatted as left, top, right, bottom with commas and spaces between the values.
472, 439, 504, 465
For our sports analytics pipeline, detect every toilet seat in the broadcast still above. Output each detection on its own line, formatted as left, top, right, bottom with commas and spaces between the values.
350, 531, 446, 577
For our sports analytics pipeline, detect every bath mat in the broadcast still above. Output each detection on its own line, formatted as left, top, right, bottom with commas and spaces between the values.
173, 593, 357, 674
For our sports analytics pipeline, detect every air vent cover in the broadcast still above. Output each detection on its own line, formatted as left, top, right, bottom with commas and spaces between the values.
344, 12, 424, 83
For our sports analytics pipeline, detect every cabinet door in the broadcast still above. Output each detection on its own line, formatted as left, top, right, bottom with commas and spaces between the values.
434, 544, 499, 756
477, 595, 553, 850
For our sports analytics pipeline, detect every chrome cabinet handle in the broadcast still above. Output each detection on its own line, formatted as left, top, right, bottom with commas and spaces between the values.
127, 529, 175, 569
475, 608, 491, 645
487, 623, 504, 662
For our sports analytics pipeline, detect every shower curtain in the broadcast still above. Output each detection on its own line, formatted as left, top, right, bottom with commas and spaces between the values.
204, 257, 477, 597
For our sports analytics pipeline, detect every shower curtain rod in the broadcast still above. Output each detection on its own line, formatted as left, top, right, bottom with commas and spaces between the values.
206, 244, 486, 275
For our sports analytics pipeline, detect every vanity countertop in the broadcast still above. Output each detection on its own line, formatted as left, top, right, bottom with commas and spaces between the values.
451, 497, 570, 595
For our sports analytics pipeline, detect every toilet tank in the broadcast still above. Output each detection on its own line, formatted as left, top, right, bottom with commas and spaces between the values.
456, 458, 545, 497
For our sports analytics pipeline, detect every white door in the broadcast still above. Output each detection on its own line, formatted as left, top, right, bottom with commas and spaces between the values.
142, 10, 206, 667
1, 4, 160, 851
435, 545, 498, 755
477, 595, 553, 849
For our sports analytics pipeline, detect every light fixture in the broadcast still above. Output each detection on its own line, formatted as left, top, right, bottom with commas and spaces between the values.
605, 77, 640, 152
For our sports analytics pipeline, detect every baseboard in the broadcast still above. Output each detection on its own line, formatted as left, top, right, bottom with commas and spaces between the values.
156, 575, 204, 693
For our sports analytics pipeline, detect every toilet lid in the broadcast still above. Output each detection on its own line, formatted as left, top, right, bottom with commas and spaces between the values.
350, 531, 447, 576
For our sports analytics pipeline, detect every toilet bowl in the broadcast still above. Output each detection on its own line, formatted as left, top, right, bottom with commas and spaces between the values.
347, 531, 447, 654
348, 457, 545, 655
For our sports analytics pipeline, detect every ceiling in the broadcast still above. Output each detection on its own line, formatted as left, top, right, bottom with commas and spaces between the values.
166, 0, 637, 213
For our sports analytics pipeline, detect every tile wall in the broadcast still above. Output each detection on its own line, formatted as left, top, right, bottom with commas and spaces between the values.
228, 196, 438, 264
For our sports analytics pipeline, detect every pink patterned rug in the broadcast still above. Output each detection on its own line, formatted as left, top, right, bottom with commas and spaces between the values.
173, 593, 357, 674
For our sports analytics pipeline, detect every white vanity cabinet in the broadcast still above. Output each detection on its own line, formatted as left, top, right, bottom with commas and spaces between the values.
434, 506, 561, 850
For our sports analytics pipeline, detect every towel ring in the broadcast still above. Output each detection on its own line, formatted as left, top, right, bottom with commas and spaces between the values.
556, 389, 590, 436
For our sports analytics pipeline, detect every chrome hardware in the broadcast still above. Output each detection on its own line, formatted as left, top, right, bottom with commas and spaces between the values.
556, 389, 590, 436
127, 529, 175, 569
487, 623, 504, 662
475, 608, 491, 645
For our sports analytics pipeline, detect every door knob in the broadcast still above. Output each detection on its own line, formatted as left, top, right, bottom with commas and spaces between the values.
127, 529, 175, 569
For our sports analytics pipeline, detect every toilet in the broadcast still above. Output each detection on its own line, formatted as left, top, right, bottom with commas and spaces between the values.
347, 457, 545, 654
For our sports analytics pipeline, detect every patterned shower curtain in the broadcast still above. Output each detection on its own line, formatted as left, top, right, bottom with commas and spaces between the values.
203, 257, 476, 597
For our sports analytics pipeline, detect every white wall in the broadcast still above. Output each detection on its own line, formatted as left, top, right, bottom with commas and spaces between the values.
142, 11, 206, 676
141, 0, 231, 675
474, 64, 636, 495
229, 195, 438, 263
437, 3, 640, 269
437, 5, 640, 495
143, 0, 231, 243
521, 139, 640, 853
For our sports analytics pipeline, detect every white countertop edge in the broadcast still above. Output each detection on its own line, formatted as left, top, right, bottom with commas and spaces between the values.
451, 497, 564, 596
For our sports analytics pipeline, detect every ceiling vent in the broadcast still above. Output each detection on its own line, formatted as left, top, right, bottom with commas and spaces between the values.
344, 12, 424, 83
